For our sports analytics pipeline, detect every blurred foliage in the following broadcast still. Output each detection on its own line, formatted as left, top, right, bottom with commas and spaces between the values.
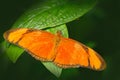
0, 0, 120, 80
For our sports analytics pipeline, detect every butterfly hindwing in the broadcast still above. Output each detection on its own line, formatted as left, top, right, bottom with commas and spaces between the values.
54, 37, 106, 70
54, 38, 89, 68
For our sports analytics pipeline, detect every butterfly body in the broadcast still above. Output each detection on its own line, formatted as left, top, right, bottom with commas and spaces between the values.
4, 28, 106, 70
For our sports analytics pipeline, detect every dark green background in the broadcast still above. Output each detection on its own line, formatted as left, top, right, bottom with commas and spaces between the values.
0, 0, 120, 80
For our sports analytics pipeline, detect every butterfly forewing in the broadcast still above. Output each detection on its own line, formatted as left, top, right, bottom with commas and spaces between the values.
4, 28, 57, 61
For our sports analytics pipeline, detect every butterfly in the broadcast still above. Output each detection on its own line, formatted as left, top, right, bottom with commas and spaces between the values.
3, 28, 106, 71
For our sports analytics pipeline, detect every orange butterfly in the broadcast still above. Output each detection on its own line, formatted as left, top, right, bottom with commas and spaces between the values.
3, 28, 106, 70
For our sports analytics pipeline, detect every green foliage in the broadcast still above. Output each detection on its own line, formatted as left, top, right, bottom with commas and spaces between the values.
12, 0, 96, 29
42, 62, 62, 77
3, 41, 24, 63
3, 0, 96, 77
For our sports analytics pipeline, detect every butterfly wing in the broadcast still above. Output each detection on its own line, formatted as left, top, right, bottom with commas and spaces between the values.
4, 28, 57, 61
54, 37, 106, 70
4, 28, 106, 70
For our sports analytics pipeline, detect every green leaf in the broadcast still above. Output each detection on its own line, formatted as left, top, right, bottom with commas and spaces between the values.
42, 62, 62, 78
45, 24, 68, 38
2, 41, 24, 63
12, 0, 96, 29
